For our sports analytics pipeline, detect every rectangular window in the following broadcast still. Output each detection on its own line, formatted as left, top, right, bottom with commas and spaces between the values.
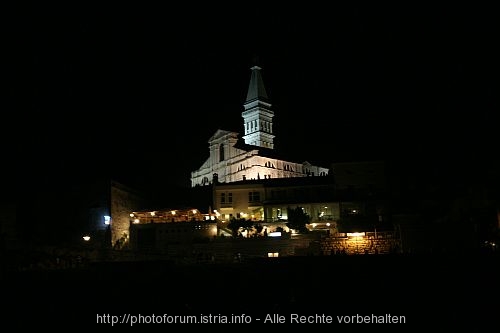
248, 191, 260, 203
228, 193, 233, 203
221, 193, 226, 204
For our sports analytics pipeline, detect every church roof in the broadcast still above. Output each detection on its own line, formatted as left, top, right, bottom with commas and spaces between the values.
215, 173, 334, 187
232, 136, 327, 167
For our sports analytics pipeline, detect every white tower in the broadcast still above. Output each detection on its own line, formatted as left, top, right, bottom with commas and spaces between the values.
242, 66, 275, 149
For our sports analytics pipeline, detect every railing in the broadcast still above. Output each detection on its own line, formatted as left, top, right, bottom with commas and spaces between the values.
330, 231, 398, 239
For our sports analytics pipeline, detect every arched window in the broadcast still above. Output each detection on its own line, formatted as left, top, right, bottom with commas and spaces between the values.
219, 143, 225, 162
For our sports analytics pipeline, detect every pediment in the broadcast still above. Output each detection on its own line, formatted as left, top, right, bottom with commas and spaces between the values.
208, 129, 239, 143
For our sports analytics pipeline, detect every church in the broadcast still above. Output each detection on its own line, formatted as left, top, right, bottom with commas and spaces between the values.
191, 65, 330, 187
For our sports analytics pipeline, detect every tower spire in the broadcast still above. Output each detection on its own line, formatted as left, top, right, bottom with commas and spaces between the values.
245, 65, 269, 103
242, 66, 275, 149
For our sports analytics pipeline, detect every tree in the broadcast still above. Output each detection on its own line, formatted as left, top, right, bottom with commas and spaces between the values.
227, 217, 254, 237
254, 223, 264, 236
286, 206, 311, 233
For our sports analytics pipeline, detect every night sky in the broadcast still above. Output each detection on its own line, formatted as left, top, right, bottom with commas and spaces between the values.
16, 4, 498, 207
7, 6, 500, 328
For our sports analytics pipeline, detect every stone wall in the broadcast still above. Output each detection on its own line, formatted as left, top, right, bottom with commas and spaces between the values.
121, 236, 315, 263
110, 183, 144, 247
320, 231, 401, 255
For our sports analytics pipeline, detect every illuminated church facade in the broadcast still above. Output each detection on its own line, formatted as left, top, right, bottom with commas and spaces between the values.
191, 66, 329, 187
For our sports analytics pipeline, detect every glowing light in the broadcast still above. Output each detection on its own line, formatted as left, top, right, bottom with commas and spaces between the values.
326, 223, 331, 227
150, 211, 156, 216
82, 235, 91, 241
210, 216, 215, 220
104, 215, 111, 225
129, 213, 134, 217
312, 223, 317, 228
267, 252, 279, 257
171, 211, 176, 215
347, 232, 365, 237
268, 232, 281, 237
192, 209, 197, 214
133, 219, 140, 224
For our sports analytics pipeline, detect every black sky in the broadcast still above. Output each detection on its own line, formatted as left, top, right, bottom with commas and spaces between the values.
17, 3, 499, 202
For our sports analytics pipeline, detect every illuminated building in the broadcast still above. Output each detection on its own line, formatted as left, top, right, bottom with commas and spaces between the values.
128, 208, 218, 253
212, 174, 339, 235
191, 66, 329, 187
210, 161, 401, 255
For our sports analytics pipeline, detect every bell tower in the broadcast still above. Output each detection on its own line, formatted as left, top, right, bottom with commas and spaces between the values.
242, 66, 275, 149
